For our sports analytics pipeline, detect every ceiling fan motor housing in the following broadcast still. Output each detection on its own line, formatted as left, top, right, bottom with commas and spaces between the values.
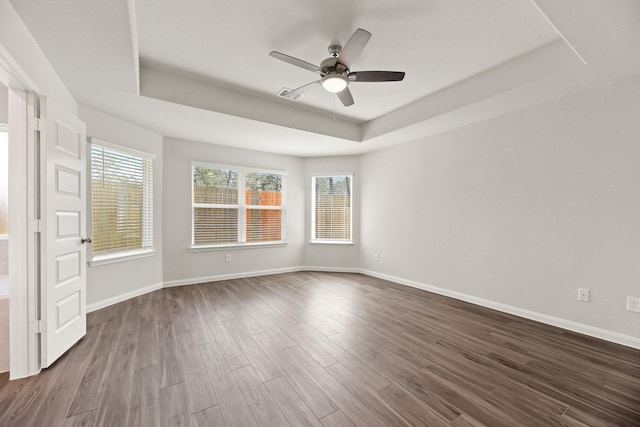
328, 44, 342, 57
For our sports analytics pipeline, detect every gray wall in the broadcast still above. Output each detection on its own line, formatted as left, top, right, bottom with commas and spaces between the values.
360, 76, 640, 339
80, 106, 164, 306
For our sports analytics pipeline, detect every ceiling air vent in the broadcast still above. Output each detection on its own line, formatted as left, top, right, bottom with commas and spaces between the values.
277, 88, 304, 101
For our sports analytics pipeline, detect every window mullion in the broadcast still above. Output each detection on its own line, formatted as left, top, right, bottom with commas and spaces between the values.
238, 171, 246, 243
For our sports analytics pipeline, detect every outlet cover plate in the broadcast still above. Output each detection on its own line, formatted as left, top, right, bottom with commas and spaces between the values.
578, 288, 590, 302
627, 296, 640, 312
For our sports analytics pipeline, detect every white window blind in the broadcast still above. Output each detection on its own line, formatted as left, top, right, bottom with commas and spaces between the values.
312, 175, 352, 242
193, 164, 285, 246
91, 142, 154, 257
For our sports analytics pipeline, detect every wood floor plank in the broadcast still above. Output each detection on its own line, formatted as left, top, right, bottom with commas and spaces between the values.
320, 410, 357, 427
158, 321, 184, 388
295, 322, 391, 391
159, 382, 191, 427
175, 329, 218, 414
0, 375, 33, 422
31, 385, 77, 427
285, 346, 387, 427
200, 341, 259, 427
66, 311, 124, 417
206, 314, 251, 371
63, 410, 97, 427
128, 365, 160, 427
264, 376, 323, 427
94, 314, 139, 427
268, 314, 338, 367
1, 350, 72, 426
224, 318, 281, 382
246, 311, 296, 349
253, 333, 338, 419
135, 314, 159, 369
232, 365, 290, 427
54, 322, 105, 390
377, 383, 450, 427
325, 363, 411, 427
191, 405, 226, 427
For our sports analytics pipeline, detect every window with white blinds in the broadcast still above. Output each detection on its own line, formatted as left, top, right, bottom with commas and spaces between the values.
91, 140, 154, 259
312, 174, 352, 242
192, 164, 286, 247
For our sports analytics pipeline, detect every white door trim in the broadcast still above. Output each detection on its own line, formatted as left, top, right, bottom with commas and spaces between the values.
0, 43, 41, 379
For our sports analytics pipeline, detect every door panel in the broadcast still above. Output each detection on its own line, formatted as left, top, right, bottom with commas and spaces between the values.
42, 97, 87, 368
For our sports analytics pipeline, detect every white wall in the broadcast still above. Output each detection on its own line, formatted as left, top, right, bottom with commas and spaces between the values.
361, 76, 640, 341
303, 156, 360, 270
162, 137, 305, 285
80, 106, 164, 306
0, 0, 76, 113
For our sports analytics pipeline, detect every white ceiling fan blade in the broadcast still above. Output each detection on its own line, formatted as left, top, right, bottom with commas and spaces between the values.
282, 80, 321, 99
269, 51, 323, 74
337, 28, 371, 68
337, 87, 354, 106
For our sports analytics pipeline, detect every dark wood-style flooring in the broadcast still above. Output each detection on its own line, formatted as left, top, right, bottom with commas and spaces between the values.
0, 272, 639, 426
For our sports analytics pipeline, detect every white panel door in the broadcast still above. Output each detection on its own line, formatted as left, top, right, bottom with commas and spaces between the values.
41, 97, 87, 368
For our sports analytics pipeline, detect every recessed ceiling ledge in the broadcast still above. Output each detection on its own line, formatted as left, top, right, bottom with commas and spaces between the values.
361, 38, 584, 142
140, 66, 361, 142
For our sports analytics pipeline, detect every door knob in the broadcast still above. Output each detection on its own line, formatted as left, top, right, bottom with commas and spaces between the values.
80, 237, 92, 244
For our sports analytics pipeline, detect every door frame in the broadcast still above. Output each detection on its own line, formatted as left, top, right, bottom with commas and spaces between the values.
0, 44, 41, 379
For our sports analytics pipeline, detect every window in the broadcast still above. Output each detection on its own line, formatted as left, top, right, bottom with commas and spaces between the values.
90, 139, 154, 261
0, 129, 7, 237
192, 163, 286, 247
312, 174, 353, 243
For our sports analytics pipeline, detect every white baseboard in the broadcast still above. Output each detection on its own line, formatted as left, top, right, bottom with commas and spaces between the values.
302, 266, 361, 274
162, 266, 304, 288
360, 269, 640, 350
87, 282, 163, 313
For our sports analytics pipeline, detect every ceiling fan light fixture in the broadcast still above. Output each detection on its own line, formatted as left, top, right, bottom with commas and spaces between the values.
321, 74, 348, 93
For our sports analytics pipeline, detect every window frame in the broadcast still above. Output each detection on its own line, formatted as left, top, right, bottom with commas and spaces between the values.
88, 138, 156, 266
311, 173, 354, 245
190, 161, 288, 250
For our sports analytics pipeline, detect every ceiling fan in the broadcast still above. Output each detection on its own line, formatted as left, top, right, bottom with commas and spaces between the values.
269, 28, 405, 107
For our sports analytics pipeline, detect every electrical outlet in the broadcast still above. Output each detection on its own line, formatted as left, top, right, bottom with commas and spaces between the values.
578, 288, 590, 302
225, 254, 231, 263
374, 253, 380, 261
627, 296, 640, 312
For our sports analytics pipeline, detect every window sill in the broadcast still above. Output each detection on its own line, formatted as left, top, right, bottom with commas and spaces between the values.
310, 240, 354, 245
89, 249, 156, 267
189, 241, 288, 252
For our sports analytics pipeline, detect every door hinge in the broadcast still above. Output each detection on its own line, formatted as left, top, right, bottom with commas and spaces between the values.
28, 117, 44, 131
30, 219, 43, 233
34, 320, 45, 334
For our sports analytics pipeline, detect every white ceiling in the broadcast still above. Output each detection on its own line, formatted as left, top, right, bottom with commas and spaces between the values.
8, 0, 640, 157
